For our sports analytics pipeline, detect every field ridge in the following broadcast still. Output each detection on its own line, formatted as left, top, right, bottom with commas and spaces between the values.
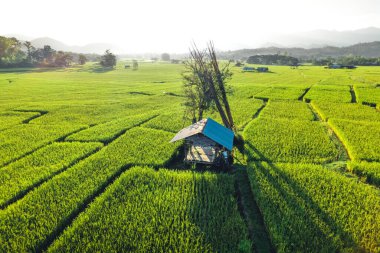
0, 142, 103, 209
308, 101, 350, 161
235, 168, 275, 253
38, 163, 134, 252
0, 126, 87, 169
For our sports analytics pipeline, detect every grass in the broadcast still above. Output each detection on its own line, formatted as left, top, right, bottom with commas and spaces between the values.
247, 161, 380, 253
48, 167, 249, 253
244, 118, 339, 163
0, 62, 379, 252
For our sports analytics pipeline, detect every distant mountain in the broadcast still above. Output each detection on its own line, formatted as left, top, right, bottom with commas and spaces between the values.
30, 37, 68, 51
219, 41, 380, 60
29, 37, 121, 54
4, 33, 35, 41
71, 43, 116, 54
265, 27, 380, 48
4, 27, 380, 56
1, 36, 120, 54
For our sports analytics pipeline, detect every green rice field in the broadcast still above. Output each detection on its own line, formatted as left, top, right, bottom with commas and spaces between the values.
0, 62, 379, 253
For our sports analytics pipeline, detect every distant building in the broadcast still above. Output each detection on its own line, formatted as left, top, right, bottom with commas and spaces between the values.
242, 66, 255, 72
327, 64, 357, 69
170, 118, 234, 165
257, 67, 269, 72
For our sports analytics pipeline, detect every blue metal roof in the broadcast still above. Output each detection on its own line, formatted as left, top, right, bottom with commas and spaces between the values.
202, 118, 234, 151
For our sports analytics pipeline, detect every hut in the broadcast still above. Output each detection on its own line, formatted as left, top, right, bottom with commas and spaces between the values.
328, 64, 342, 69
170, 118, 234, 165
343, 65, 357, 69
257, 67, 269, 72
327, 64, 357, 69
242, 66, 255, 72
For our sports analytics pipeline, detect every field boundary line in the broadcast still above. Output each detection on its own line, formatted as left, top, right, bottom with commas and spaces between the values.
349, 85, 357, 103
327, 121, 355, 161
252, 101, 267, 120
101, 114, 160, 145
38, 163, 134, 252
0, 143, 103, 210
36, 122, 159, 251
247, 86, 271, 99
361, 101, 378, 109
234, 98, 274, 253
235, 168, 275, 253
306, 103, 321, 121
243, 98, 268, 131
0, 126, 88, 169
298, 86, 312, 101
0, 110, 48, 132
141, 125, 177, 134
40, 124, 178, 251
63, 114, 159, 144
308, 102, 350, 162
13, 109, 49, 124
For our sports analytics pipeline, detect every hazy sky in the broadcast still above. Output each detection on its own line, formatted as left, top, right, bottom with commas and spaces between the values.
1, 0, 380, 53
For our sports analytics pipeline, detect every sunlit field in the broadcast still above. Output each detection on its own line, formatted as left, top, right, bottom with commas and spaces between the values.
0, 62, 379, 252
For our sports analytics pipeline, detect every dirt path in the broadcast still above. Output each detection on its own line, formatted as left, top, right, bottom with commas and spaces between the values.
307, 102, 350, 161
349, 85, 357, 103
235, 168, 275, 253
234, 98, 275, 252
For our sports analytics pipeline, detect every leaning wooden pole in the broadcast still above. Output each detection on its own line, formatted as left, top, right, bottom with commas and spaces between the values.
207, 42, 235, 130
190, 45, 231, 128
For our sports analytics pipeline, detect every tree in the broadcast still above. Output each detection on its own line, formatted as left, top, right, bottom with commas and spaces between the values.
42, 45, 55, 64
161, 53, 170, 61
23, 41, 35, 64
132, 60, 138, 70
100, 50, 116, 68
246, 54, 299, 66
78, 54, 87, 65
31, 48, 45, 64
182, 42, 234, 130
0, 35, 96, 68
54, 51, 73, 67
0, 36, 25, 67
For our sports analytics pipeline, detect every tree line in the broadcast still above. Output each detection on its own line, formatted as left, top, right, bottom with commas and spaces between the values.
246, 54, 299, 65
245, 53, 380, 66
218, 42, 380, 60
0, 36, 98, 68
310, 55, 380, 66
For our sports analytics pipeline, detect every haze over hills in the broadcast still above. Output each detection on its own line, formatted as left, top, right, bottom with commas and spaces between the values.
220, 41, 380, 60
30, 37, 122, 54
264, 27, 380, 48
4, 27, 380, 57
5, 35, 122, 54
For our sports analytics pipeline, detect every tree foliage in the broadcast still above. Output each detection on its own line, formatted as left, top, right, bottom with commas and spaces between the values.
78, 54, 87, 65
247, 54, 299, 65
182, 43, 234, 130
0, 35, 99, 68
54, 51, 73, 67
0, 36, 25, 66
312, 55, 380, 66
161, 53, 170, 61
23, 41, 35, 64
100, 50, 116, 68
132, 59, 138, 70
